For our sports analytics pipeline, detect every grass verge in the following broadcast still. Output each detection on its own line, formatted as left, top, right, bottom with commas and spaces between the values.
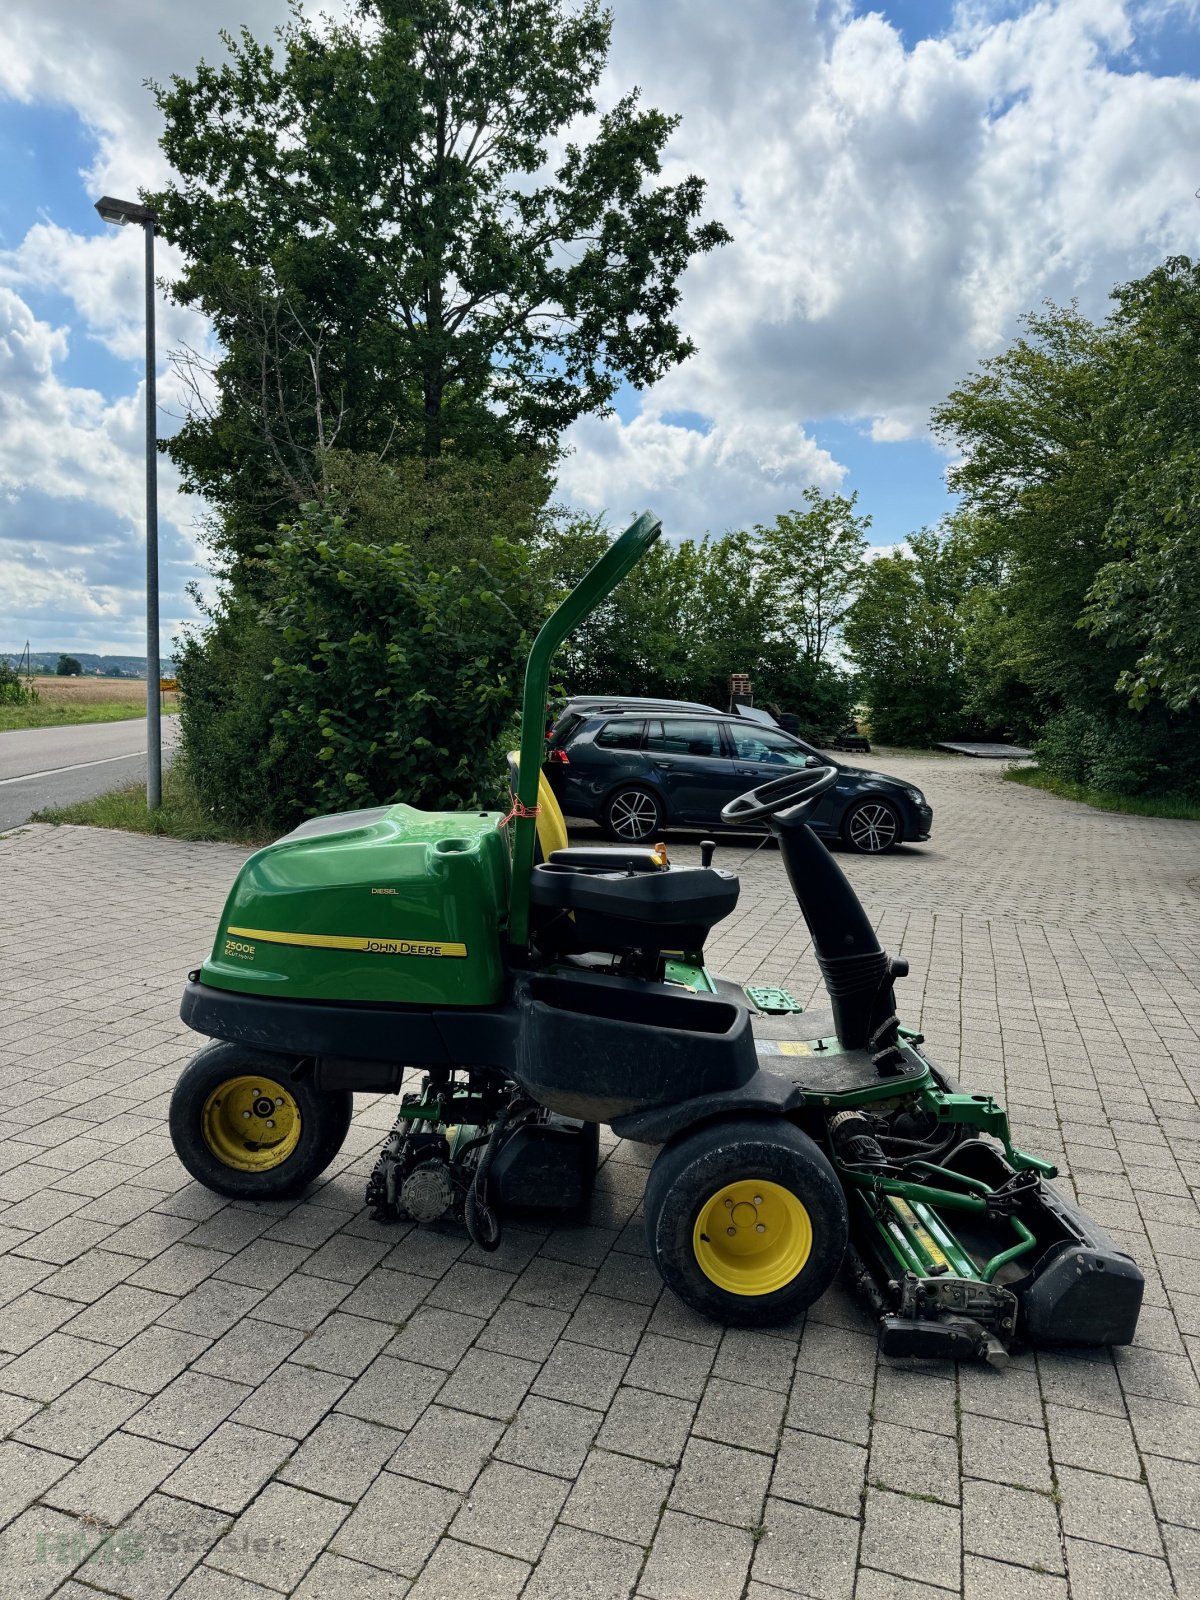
30, 763, 272, 845
0, 702, 180, 732
0, 676, 180, 731
1005, 764, 1200, 821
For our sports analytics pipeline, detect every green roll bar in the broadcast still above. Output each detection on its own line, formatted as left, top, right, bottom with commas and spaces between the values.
507, 509, 663, 949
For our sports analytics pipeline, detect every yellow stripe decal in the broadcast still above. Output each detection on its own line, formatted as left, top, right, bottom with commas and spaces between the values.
890, 1197, 951, 1271
227, 927, 468, 958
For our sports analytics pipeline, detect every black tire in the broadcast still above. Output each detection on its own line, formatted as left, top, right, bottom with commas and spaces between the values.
841, 797, 901, 854
644, 1117, 848, 1326
601, 784, 664, 843
169, 1041, 353, 1201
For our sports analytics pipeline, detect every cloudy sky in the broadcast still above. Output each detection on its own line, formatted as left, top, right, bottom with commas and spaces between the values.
2, 0, 1199, 655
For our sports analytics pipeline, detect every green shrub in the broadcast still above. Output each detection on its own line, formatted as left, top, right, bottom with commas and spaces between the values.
176, 599, 303, 828
0, 661, 38, 706
1034, 704, 1200, 799
178, 502, 537, 834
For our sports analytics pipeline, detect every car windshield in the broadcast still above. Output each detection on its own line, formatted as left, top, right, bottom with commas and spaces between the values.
727, 724, 812, 766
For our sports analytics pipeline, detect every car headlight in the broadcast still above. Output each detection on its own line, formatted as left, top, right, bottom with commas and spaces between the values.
904, 787, 926, 806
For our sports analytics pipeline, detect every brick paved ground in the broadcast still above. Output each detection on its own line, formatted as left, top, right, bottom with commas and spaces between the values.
0, 754, 1197, 1600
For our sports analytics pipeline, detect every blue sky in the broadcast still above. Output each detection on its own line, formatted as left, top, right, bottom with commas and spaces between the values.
0, 102, 136, 399
2, 0, 1200, 652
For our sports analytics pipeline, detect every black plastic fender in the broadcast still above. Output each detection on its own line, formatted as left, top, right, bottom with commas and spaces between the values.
609, 1068, 804, 1144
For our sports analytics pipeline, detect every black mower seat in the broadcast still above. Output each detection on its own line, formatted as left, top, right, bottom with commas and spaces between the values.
529, 861, 739, 954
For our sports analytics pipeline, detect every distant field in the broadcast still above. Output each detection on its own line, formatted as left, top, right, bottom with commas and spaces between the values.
29, 676, 148, 706
0, 676, 179, 732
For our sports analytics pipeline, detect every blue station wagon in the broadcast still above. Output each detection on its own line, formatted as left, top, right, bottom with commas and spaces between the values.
544, 710, 933, 854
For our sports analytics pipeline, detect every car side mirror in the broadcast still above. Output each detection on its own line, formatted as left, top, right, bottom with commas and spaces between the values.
804, 755, 822, 768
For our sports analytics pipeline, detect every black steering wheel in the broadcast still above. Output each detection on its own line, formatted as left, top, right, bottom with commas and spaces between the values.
720, 764, 839, 825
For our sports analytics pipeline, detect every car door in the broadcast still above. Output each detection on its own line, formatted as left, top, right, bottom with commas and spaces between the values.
724, 723, 841, 830
643, 717, 739, 824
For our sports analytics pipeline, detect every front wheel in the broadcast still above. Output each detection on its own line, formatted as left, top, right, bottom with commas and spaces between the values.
169, 1041, 353, 1201
842, 797, 901, 854
602, 785, 663, 843
644, 1118, 848, 1326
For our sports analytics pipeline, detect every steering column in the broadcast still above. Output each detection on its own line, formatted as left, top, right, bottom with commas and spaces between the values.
720, 767, 906, 1054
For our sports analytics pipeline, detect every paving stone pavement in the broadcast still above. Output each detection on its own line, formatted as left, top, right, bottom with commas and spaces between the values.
0, 753, 1197, 1600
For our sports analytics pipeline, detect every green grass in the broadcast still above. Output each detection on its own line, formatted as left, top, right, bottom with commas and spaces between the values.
31, 763, 273, 845
0, 702, 179, 732
1005, 764, 1200, 821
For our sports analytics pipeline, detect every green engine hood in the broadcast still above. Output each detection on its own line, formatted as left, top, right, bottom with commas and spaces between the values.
200, 804, 510, 1006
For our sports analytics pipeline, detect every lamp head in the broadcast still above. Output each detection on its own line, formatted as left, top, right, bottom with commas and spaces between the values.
95, 196, 157, 227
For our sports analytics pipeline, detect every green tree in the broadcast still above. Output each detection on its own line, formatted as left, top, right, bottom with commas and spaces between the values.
323, 448, 553, 568
1081, 257, 1200, 713
549, 512, 855, 738
932, 267, 1200, 796
755, 489, 871, 667
56, 655, 83, 677
150, 0, 729, 572
843, 526, 975, 746
555, 534, 695, 697
932, 303, 1118, 715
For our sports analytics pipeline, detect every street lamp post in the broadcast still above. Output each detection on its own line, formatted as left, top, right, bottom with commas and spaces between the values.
95, 195, 162, 810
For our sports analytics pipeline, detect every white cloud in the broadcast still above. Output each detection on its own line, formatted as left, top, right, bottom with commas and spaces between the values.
1, 222, 214, 374
559, 409, 844, 535
0, 287, 201, 652
2, 0, 1200, 641
559, 0, 1200, 535
0, 0, 312, 199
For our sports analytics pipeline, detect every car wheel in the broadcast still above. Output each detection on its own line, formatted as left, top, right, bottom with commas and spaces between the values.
602, 785, 663, 842
842, 797, 901, 854
644, 1117, 848, 1326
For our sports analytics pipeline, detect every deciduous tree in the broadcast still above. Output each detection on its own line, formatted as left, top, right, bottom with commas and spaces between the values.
150, 0, 729, 572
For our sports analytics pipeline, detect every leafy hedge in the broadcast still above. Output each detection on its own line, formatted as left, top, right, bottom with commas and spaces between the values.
178, 502, 536, 834
1033, 705, 1200, 799
0, 660, 37, 706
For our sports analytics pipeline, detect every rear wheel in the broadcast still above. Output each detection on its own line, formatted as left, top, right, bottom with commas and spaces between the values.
170, 1041, 352, 1200
842, 797, 901, 854
602, 785, 663, 843
644, 1118, 848, 1325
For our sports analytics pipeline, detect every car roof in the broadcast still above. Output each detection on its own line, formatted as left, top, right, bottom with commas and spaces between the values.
564, 697, 721, 713
586, 708, 803, 735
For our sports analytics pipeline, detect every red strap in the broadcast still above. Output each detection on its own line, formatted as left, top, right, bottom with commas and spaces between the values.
501, 793, 541, 827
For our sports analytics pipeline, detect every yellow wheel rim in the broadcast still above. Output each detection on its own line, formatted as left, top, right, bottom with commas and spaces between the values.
201, 1076, 301, 1173
693, 1179, 813, 1296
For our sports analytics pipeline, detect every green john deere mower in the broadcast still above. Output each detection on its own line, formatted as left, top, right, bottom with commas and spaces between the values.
170, 513, 1142, 1363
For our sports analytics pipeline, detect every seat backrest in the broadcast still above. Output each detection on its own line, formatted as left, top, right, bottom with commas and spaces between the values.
506, 752, 569, 862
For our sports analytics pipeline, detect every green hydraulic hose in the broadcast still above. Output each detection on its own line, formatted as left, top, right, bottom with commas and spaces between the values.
507, 511, 662, 950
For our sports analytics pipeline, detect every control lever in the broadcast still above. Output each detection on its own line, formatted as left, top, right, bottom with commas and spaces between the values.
700, 839, 716, 868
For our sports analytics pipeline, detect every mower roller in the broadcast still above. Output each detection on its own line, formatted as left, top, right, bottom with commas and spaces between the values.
170, 513, 1142, 1363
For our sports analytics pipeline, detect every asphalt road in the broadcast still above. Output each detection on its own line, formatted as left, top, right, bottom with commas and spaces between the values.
0, 717, 179, 831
